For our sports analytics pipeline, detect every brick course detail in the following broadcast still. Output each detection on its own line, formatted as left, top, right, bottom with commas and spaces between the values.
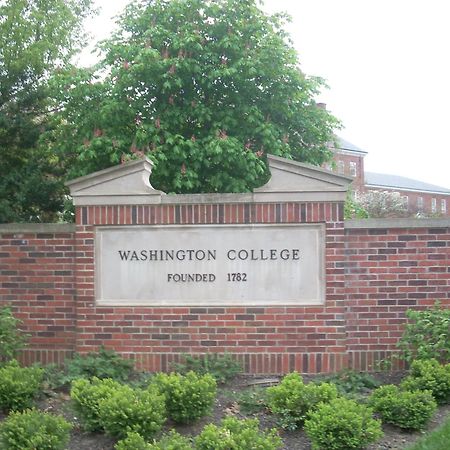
1, 207, 449, 374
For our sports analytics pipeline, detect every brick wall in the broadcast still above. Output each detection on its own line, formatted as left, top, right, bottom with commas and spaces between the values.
72, 202, 348, 373
1, 215, 449, 374
0, 224, 76, 365
344, 219, 450, 370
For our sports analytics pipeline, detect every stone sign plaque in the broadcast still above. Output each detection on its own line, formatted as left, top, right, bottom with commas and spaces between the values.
95, 224, 325, 306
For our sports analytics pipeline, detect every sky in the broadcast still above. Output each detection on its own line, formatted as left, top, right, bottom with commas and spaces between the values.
79, 0, 450, 189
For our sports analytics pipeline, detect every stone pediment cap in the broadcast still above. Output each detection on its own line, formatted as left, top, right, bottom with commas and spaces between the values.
254, 154, 353, 194
65, 157, 164, 205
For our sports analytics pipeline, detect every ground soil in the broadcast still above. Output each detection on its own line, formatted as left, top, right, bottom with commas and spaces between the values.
1, 371, 449, 449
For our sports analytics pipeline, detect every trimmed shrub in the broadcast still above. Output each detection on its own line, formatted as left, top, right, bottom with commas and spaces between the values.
304, 397, 383, 450
152, 371, 216, 423
99, 384, 166, 440
149, 430, 194, 450
0, 408, 72, 450
0, 360, 43, 412
65, 347, 135, 382
195, 417, 282, 450
115, 430, 194, 450
115, 432, 152, 450
70, 377, 122, 431
401, 359, 450, 404
266, 372, 338, 430
369, 385, 437, 430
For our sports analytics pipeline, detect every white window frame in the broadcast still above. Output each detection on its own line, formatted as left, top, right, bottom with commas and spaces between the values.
349, 161, 357, 177
417, 196, 424, 211
441, 199, 447, 214
431, 198, 437, 213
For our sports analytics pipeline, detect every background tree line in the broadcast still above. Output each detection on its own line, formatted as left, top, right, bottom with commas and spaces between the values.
0, 0, 339, 223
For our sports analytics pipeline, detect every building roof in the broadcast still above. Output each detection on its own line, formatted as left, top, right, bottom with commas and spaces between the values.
365, 172, 450, 194
333, 136, 368, 155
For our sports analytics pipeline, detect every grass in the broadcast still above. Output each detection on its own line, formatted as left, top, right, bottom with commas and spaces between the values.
406, 415, 450, 450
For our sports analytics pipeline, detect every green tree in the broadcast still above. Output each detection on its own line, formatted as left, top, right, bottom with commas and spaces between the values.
47, 0, 340, 194
0, 0, 93, 223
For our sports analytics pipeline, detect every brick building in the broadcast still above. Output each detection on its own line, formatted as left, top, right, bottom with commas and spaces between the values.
330, 137, 450, 217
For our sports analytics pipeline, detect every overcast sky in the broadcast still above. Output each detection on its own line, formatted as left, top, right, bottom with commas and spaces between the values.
80, 0, 450, 189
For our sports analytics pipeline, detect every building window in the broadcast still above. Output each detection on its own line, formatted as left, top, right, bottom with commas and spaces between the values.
337, 160, 345, 174
402, 196, 409, 208
442, 199, 447, 214
349, 161, 357, 177
417, 196, 424, 211
431, 198, 437, 213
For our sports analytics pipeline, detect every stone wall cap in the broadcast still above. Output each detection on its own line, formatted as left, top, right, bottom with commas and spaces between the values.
345, 218, 450, 229
0, 223, 76, 233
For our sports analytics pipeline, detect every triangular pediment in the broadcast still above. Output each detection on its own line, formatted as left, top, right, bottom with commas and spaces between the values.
65, 154, 351, 206
66, 158, 164, 205
255, 154, 352, 192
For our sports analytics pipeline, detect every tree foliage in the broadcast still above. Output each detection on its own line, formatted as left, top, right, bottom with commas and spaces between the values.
0, 0, 93, 222
46, 0, 340, 194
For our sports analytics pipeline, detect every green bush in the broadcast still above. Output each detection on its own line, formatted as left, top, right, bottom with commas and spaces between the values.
195, 417, 282, 450
0, 408, 72, 450
115, 432, 152, 450
172, 353, 242, 384
65, 347, 135, 382
398, 303, 450, 364
266, 372, 338, 430
152, 371, 216, 423
304, 397, 383, 450
0, 360, 43, 412
115, 430, 195, 450
401, 359, 450, 404
369, 384, 437, 430
70, 377, 122, 431
99, 384, 166, 440
150, 430, 194, 450
0, 306, 29, 364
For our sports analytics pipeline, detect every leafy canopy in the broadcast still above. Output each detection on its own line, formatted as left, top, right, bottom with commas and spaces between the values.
0, 0, 93, 223
47, 0, 340, 194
